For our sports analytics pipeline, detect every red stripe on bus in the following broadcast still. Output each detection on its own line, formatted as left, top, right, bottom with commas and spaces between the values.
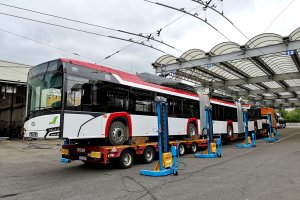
60, 58, 198, 97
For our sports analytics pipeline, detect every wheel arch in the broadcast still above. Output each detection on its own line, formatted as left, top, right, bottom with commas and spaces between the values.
105, 112, 132, 138
227, 120, 234, 133
186, 117, 199, 135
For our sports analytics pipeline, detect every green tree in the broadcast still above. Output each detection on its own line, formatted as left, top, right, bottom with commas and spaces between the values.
284, 108, 300, 122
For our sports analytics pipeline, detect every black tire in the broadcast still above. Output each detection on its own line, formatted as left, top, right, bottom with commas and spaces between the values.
254, 123, 258, 134
109, 121, 128, 145
119, 150, 134, 169
201, 128, 208, 139
143, 147, 155, 164
190, 142, 198, 153
227, 125, 233, 141
178, 143, 186, 156
188, 123, 197, 138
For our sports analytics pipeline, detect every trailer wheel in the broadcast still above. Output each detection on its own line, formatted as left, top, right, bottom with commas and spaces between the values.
178, 143, 186, 156
188, 123, 197, 137
119, 150, 134, 169
190, 142, 198, 153
109, 121, 128, 145
143, 147, 155, 164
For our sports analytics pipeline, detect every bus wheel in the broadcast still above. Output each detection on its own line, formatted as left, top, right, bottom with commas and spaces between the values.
109, 121, 128, 145
143, 147, 155, 164
227, 125, 233, 138
188, 123, 197, 138
190, 142, 198, 153
254, 123, 258, 134
178, 143, 186, 156
119, 150, 134, 169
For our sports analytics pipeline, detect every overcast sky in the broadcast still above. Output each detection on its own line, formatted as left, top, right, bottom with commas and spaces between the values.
0, 0, 299, 74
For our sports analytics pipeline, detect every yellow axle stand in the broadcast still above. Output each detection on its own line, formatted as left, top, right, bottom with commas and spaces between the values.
154, 152, 173, 171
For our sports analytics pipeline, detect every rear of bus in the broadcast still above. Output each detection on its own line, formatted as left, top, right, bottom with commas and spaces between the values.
260, 107, 277, 130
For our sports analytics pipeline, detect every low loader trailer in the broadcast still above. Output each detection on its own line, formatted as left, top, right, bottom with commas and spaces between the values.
61, 138, 208, 169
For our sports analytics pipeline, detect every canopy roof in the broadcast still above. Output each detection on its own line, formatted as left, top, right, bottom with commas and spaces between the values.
153, 27, 300, 108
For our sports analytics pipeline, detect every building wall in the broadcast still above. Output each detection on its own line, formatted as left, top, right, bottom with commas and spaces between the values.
0, 84, 27, 137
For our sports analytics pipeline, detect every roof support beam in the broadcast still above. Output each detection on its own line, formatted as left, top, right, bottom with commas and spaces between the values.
192, 67, 226, 81
210, 72, 300, 87
155, 40, 300, 73
265, 102, 300, 108
290, 51, 300, 72
174, 70, 209, 85
219, 62, 249, 78
253, 94, 300, 100
250, 57, 275, 76
238, 86, 300, 96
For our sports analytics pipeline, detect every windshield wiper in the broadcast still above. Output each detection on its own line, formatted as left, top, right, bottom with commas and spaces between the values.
26, 107, 53, 120
27, 107, 53, 117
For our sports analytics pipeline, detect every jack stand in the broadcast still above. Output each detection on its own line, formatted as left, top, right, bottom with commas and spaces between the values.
195, 105, 222, 158
140, 97, 179, 177
236, 109, 256, 148
263, 113, 279, 143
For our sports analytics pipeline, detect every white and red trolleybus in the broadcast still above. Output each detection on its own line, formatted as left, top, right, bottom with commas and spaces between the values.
24, 58, 258, 144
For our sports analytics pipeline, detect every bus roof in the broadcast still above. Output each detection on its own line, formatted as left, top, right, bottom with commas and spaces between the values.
60, 58, 237, 107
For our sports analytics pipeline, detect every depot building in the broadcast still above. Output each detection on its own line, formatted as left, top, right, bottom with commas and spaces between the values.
0, 60, 30, 138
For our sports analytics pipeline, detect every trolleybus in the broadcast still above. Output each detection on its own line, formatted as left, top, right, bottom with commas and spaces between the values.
24, 58, 258, 144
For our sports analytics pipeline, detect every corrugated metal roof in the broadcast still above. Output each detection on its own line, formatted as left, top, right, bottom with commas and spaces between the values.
154, 27, 300, 108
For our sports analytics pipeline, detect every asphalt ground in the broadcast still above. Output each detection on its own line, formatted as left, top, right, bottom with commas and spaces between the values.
0, 128, 300, 200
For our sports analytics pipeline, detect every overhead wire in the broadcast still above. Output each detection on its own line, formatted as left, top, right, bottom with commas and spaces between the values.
145, 0, 231, 41
0, 12, 166, 54
0, 28, 133, 72
0, 28, 106, 64
0, 2, 179, 51
145, 0, 232, 84
263, 0, 296, 32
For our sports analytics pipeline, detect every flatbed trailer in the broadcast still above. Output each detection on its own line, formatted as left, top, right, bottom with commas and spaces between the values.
61, 138, 208, 168
227, 128, 269, 142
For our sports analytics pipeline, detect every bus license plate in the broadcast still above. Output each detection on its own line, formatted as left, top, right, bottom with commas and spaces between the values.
79, 156, 87, 161
29, 132, 38, 137
77, 148, 85, 153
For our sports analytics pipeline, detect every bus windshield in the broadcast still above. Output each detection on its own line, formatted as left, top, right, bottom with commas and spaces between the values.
27, 61, 63, 117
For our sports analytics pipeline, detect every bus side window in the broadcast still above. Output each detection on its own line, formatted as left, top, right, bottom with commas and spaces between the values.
132, 88, 154, 114
173, 97, 183, 118
233, 108, 237, 121
183, 99, 198, 118
212, 104, 217, 120
106, 83, 129, 112
81, 83, 93, 111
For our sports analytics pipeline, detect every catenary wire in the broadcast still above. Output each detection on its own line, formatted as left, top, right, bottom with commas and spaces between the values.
0, 2, 180, 52
0, 27, 133, 72
145, 0, 231, 41
0, 12, 167, 54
